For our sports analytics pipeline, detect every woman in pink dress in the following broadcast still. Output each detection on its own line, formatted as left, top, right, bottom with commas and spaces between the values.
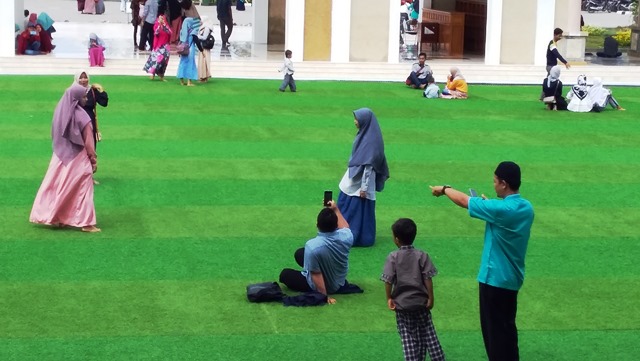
88, 33, 105, 67
83, 0, 104, 14
30, 83, 100, 233
83, 0, 96, 14
143, 14, 172, 81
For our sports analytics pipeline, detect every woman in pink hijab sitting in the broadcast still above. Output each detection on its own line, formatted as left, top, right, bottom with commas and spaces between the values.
88, 33, 105, 67
30, 83, 100, 233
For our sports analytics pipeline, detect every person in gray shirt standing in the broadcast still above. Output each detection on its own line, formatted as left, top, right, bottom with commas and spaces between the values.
381, 218, 445, 361
138, 0, 158, 51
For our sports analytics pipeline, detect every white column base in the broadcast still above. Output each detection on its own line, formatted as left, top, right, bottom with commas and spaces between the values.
557, 33, 587, 62
629, 26, 640, 57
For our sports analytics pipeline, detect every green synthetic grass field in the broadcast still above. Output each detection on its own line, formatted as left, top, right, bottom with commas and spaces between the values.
0, 76, 639, 361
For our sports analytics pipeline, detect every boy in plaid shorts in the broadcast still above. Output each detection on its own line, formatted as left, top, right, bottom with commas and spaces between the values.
381, 218, 445, 361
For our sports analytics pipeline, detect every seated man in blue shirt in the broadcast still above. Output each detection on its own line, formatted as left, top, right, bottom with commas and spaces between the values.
429, 161, 534, 361
279, 200, 354, 304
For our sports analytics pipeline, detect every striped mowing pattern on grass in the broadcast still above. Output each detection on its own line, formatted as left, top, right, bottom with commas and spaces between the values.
0, 76, 638, 360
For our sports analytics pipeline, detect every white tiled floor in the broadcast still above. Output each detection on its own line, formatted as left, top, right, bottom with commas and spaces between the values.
49, 22, 265, 61
24, 0, 285, 61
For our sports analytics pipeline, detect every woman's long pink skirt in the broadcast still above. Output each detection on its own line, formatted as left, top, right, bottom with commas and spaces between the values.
89, 46, 105, 67
30, 151, 96, 228
83, 0, 96, 14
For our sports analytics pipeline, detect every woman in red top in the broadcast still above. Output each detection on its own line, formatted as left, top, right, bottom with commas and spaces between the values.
17, 17, 41, 55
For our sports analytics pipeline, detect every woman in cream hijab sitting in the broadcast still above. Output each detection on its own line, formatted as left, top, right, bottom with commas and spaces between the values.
442, 67, 468, 99
588, 77, 625, 112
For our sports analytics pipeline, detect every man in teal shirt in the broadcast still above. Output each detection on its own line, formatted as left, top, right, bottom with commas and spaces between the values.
430, 161, 534, 361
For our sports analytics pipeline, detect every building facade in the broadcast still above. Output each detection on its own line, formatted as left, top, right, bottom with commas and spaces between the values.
253, 0, 584, 66
2, 0, 584, 66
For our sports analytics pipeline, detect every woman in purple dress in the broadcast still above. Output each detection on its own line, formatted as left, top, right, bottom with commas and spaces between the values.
30, 84, 100, 232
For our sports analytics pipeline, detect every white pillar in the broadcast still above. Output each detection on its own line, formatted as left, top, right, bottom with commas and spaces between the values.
285, 0, 304, 62
15, 0, 24, 30
566, 0, 582, 34
555, 0, 586, 61
0, 0, 20, 57
534, 0, 556, 66
484, 0, 503, 65
387, 0, 399, 63
252, 0, 269, 44
331, 0, 351, 62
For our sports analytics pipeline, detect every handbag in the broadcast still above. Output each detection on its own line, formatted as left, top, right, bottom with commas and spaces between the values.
201, 34, 215, 50
176, 41, 190, 56
246, 282, 285, 303
405, 65, 425, 86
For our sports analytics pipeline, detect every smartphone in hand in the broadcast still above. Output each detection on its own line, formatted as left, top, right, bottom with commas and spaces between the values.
469, 188, 478, 197
324, 190, 333, 207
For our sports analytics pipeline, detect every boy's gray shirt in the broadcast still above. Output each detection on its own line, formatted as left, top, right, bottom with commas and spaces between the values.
381, 245, 438, 311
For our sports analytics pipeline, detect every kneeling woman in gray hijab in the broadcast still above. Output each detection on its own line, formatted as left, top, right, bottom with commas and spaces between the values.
337, 108, 390, 247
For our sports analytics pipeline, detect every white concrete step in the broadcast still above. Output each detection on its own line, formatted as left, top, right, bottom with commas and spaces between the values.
2, 56, 640, 86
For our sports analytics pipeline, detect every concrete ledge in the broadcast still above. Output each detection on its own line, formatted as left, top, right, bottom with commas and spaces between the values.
2, 56, 640, 85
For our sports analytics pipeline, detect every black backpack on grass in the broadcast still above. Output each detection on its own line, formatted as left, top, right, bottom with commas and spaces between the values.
246, 282, 285, 303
